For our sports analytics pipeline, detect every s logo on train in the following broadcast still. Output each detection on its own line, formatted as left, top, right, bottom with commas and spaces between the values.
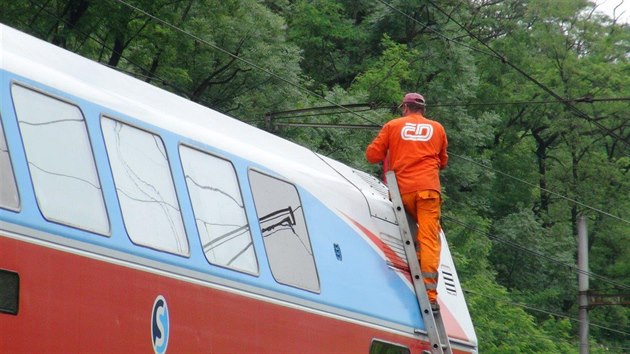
151, 295, 170, 354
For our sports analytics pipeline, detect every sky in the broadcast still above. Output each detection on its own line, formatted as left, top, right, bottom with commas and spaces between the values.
594, 0, 630, 23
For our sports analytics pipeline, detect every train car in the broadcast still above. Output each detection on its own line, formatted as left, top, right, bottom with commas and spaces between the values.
0, 23, 477, 353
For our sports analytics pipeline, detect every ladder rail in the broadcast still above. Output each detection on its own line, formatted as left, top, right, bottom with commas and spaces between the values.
385, 171, 453, 354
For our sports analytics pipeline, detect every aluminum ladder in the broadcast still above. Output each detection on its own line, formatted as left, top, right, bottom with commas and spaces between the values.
385, 171, 453, 354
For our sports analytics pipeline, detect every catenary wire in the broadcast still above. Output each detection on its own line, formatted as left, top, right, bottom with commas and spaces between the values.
24, 0, 193, 98
255, 0, 630, 226
376, 0, 630, 150
260, 95, 630, 121
449, 152, 630, 226
375, 0, 496, 58
111, 0, 383, 127
463, 288, 630, 337
423, 0, 630, 149
443, 215, 630, 291
261, 108, 630, 226
23, 0, 263, 126
258, 0, 630, 226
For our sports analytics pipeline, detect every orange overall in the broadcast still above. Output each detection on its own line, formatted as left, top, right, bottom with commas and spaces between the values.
366, 113, 448, 303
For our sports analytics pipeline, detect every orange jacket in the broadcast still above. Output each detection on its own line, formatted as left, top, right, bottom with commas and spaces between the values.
366, 113, 448, 194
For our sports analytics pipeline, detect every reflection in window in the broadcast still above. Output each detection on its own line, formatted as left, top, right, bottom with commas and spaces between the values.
101, 117, 188, 255
11, 85, 108, 233
0, 117, 19, 211
180, 146, 258, 274
248, 170, 319, 292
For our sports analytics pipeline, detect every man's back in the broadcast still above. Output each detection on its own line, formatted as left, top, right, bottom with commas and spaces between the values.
366, 113, 448, 194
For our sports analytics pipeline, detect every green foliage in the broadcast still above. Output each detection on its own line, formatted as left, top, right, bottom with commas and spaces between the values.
282, 0, 371, 88
465, 277, 566, 353
350, 35, 412, 106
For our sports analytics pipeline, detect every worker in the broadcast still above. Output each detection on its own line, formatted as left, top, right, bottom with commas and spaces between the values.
365, 92, 448, 311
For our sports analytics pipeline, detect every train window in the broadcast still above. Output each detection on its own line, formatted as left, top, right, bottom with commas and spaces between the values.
369, 340, 410, 354
0, 116, 19, 211
248, 170, 319, 292
0, 269, 19, 315
101, 117, 188, 256
180, 146, 258, 274
11, 85, 109, 234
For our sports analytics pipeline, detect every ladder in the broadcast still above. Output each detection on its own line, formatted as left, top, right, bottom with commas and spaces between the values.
385, 171, 453, 354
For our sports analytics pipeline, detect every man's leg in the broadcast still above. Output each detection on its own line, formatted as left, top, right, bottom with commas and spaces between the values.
402, 190, 442, 304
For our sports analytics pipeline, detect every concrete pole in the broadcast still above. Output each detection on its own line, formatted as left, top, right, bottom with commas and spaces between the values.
578, 215, 589, 354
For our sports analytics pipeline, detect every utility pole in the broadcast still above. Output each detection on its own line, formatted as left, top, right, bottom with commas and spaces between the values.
576, 216, 630, 353
264, 113, 274, 132
578, 215, 589, 354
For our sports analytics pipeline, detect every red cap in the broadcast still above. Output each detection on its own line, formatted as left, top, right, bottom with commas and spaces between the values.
401, 92, 425, 106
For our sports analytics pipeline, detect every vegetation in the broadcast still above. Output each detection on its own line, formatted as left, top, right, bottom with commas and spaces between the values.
2, 0, 629, 351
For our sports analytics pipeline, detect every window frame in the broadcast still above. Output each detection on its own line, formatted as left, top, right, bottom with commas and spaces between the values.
10, 82, 110, 234
247, 168, 320, 293
178, 143, 259, 275
100, 115, 189, 256
0, 112, 20, 212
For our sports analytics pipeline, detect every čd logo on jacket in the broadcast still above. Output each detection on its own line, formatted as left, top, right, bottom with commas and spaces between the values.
401, 123, 433, 141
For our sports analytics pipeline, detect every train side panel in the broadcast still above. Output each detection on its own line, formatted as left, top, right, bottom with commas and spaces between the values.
0, 229, 432, 353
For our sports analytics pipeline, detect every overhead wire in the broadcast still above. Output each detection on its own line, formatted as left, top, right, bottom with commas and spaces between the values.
24, 0, 196, 100
112, 0, 383, 127
101, 0, 630, 290
432, 96, 630, 107
443, 215, 630, 291
449, 151, 630, 226
254, 1, 630, 227
375, 0, 496, 58
273, 122, 380, 129
24, 0, 279, 131
423, 0, 630, 150
274, 97, 630, 112
261, 95, 630, 122
463, 288, 630, 337
264, 107, 375, 120
370, 1, 630, 222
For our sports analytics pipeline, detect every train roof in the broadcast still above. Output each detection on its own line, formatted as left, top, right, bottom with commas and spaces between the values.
0, 24, 351, 197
